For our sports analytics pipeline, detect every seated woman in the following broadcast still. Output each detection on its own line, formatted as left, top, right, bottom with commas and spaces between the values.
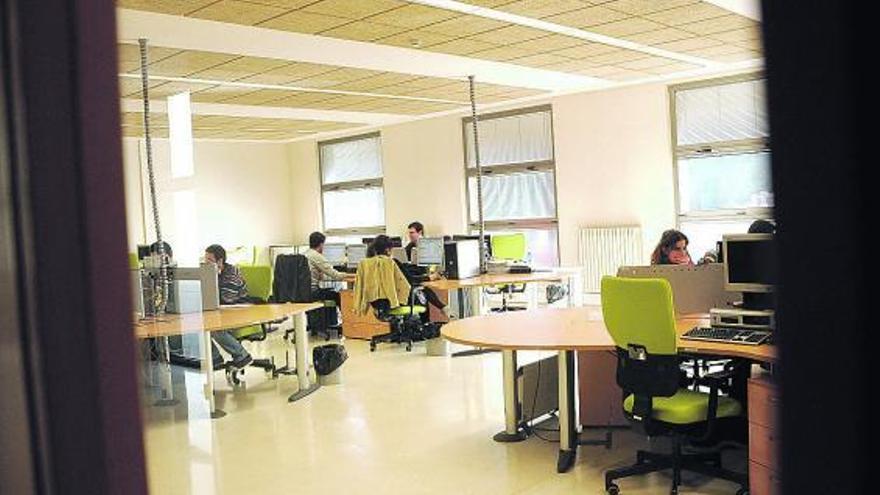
369, 235, 446, 319
650, 229, 694, 265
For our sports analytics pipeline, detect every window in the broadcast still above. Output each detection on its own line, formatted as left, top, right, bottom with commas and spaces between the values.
671, 76, 773, 257
463, 106, 559, 265
318, 133, 385, 235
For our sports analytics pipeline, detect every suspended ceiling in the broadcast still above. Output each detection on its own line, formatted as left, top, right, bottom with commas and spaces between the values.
117, 0, 763, 141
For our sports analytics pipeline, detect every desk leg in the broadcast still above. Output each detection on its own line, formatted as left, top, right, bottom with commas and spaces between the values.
494, 349, 527, 442
557, 350, 577, 472
201, 331, 225, 419
288, 312, 320, 403
154, 336, 178, 406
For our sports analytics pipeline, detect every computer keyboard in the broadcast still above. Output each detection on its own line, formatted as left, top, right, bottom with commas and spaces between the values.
682, 326, 771, 346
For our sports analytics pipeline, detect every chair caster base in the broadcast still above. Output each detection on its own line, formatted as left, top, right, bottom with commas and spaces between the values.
605, 483, 620, 495
493, 430, 528, 443
557, 449, 576, 473
210, 409, 227, 419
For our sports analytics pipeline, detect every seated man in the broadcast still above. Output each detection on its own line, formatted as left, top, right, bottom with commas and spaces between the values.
303, 231, 345, 326
204, 244, 253, 369
404, 221, 423, 262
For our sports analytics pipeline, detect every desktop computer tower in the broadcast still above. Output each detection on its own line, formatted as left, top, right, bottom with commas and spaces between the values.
443, 239, 480, 279
519, 355, 559, 423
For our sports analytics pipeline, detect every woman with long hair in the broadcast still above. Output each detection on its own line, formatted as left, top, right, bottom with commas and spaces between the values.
650, 229, 693, 265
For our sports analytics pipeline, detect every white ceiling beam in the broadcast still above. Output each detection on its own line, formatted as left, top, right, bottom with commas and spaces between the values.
408, 0, 721, 67
703, 0, 762, 21
117, 8, 605, 92
120, 98, 406, 125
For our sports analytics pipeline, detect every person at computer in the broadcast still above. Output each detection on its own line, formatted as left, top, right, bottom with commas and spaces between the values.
651, 229, 694, 265
404, 221, 423, 262
204, 244, 253, 370
697, 219, 777, 264
303, 231, 345, 324
370, 235, 447, 317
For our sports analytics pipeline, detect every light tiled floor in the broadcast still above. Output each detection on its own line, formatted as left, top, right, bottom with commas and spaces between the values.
141, 338, 745, 495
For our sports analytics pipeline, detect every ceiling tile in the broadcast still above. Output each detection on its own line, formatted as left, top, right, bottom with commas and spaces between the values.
551, 42, 619, 59
268, 93, 342, 107
237, 61, 339, 85
678, 14, 756, 36
376, 29, 456, 48
495, 0, 593, 19
509, 34, 585, 52
117, 0, 217, 16
243, 0, 317, 8
654, 36, 724, 52
318, 20, 408, 41
419, 16, 507, 37
617, 55, 678, 70
710, 26, 762, 43
188, 56, 291, 81
466, 25, 549, 45
712, 50, 761, 62
257, 10, 351, 33
644, 61, 701, 74
587, 49, 650, 65
301, 0, 405, 20
215, 89, 292, 105
589, 18, 666, 37
470, 45, 536, 62
190, 85, 258, 103
364, 4, 461, 29
603, 0, 698, 15
188, 0, 287, 25
538, 58, 601, 72
118, 44, 182, 73
645, 2, 731, 26
624, 27, 695, 45
509, 52, 574, 68
543, 6, 630, 29
429, 38, 500, 56
146, 51, 240, 77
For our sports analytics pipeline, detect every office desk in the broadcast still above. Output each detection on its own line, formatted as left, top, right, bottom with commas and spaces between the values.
134, 302, 321, 417
442, 307, 777, 473
424, 269, 581, 322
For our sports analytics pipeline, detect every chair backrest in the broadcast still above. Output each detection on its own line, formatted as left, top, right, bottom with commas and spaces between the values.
272, 254, 312, 303
601, 276, 681, 412
240, 264, 272, 300
128, 253, 139, 269
354, 256, 410, 315
490, 233, 527, 261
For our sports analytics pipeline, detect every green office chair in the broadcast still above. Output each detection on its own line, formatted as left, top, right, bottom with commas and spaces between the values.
488, 233, 527, 312
601, 276, 747, 495
129, 252, 139, 269
227, 264, 289, 382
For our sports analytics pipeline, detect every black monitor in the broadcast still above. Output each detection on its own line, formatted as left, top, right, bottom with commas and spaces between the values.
361, 237, 375, 246
722, 234, 776, 293
389, 236, 403, 248
136, 244, 151, 260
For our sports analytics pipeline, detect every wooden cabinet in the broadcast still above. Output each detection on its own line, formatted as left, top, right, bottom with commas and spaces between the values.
338, 289, 387, 340
577, 351, 629, 427
748, 374, 780, 495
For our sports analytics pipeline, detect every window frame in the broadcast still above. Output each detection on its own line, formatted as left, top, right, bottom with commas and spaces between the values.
669, 73, 773, 229
317, 131, 386, 237
461, 104, 560, 263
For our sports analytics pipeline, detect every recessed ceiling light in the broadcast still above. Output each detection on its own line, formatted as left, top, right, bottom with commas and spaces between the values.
409, 39, 422, 49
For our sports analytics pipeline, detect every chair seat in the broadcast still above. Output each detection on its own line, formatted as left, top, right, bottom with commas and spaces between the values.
232, 324, 263, 341
388, 305, 426, 316
623, 389, 742, 425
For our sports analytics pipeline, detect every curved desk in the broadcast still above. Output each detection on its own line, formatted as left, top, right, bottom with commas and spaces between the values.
442, 307, 777, 473
134, 302, 322, 417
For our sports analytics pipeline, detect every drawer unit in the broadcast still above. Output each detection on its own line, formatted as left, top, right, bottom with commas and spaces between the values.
748, 375, 780, 495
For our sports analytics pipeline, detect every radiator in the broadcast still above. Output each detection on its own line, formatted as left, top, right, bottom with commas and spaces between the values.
579, 226, 642, 293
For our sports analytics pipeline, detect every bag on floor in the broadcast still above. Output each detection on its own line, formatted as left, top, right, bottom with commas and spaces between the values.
313, 344, 348, 376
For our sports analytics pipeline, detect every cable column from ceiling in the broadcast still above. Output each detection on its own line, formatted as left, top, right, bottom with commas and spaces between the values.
468, 75, 487, 273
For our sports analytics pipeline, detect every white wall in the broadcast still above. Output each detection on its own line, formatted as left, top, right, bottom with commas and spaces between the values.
553, 84, 676, 265
285, 82, 677, 266
122, 138, 295, 265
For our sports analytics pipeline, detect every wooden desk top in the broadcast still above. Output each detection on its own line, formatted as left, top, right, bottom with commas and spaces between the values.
133, 302, 321, 339
423, 269, 579, 291
441, 307, 777, 363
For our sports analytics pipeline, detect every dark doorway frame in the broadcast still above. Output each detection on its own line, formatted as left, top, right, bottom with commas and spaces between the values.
1, 0, 147, 493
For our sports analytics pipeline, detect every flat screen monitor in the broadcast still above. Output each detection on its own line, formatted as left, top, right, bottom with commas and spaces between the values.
346, 244, 367, 267
722, 234, 776, 293
389, 236, 403, 248
323, 243, 346, 265
417, 237, 444, 266
361, 237, 375, 246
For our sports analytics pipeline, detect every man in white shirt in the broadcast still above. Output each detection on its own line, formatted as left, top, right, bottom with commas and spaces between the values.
303, 231, 345, 326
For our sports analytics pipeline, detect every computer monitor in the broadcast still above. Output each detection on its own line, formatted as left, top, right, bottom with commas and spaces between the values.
361, 237, 375, 246
136, 244, 151, 260
452, 234, 492, 257
323, 243, 346, 265
389, 236, 403, 248
722, 234, 776, 293
417, 237, 444, 266
346, 244, 367, 268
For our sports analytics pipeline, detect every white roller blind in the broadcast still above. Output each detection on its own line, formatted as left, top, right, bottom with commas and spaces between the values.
320, 135, 383, 184
465, 109, 553, 167
468, 171, 556, 223
322, 187, 385, 230
675, 79, 768, 145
